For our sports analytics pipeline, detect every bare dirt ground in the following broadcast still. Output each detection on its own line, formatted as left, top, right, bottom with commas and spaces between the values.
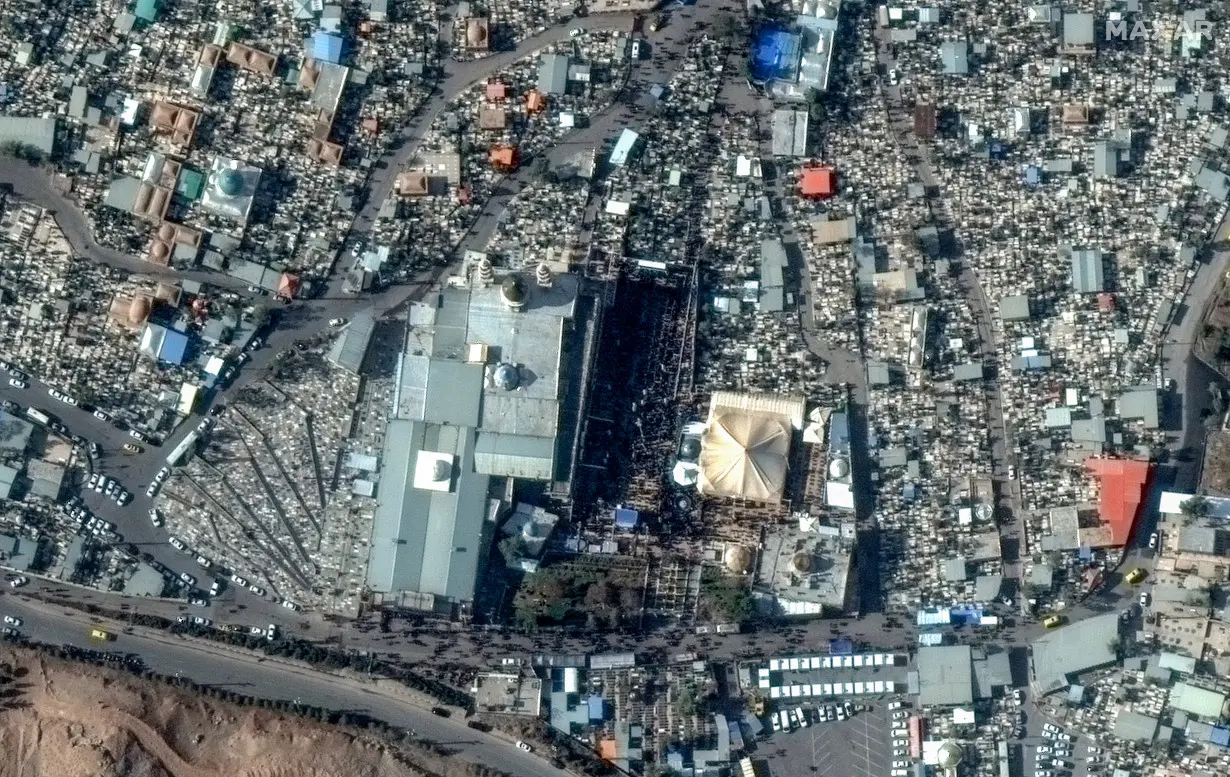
0, 645, 429, 777
1202, 430, 1230, 494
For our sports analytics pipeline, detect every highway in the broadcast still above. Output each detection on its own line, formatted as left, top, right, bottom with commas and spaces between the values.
0, 593, 569, 777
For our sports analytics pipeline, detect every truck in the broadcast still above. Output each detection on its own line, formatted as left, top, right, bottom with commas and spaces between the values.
89, 628, 113, 642
25, 407, 50, 425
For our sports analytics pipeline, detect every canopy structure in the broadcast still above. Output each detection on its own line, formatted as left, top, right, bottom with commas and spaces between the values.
698, 410, 791, 502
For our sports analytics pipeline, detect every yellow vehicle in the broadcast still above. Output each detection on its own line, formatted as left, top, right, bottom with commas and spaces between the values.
89, 628, 113, 641
1124, 568, 1147, 585
1042, 615, 1064, 629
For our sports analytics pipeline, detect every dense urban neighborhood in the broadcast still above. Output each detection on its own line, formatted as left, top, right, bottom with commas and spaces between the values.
1, 1, 1230, 777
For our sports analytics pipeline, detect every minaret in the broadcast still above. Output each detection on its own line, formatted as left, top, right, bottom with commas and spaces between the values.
535, 261, 553, 288
476, 256, 494, 286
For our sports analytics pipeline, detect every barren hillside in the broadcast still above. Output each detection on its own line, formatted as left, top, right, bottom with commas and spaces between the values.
0, 645, 431, 777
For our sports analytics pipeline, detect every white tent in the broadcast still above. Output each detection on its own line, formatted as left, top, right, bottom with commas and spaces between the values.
698, 410, 791, 502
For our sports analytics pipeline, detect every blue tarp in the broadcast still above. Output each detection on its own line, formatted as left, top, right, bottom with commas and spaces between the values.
829, 638, 854, 655
311, 31, 343, 63
949, 604, 984, 625
1024, 166, 1041, 186
158, 330, 189, 365
1210, 726, 1230, 747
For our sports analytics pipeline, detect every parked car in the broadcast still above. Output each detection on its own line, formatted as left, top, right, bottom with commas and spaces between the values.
179, 572, 197, 586
8, 378, 26, 389
93, 409, 111, 421
329, 317, 347, 326
515, 741, 532, 752
123, 442, 142, 454
3, 616, 22, 626
9, 576, 28, 587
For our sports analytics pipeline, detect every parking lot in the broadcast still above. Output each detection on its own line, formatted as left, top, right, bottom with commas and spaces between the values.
760, 704, 897, 777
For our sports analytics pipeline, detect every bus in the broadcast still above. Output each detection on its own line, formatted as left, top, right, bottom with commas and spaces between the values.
25, 407, 50, 425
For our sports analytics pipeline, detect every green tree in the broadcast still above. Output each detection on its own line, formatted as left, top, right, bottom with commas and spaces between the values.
1181, 495, 1211, 518
499, 535, 528, 564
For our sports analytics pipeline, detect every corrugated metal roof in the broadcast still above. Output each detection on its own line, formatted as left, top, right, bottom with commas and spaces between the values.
366, 420, 491, 600
916, 645, 974, 706
1030, 612, 1119, 693
474, 432, 555, 480
327, 309, 376, 372
0, 116, 58, 155
538, 54, 569, 94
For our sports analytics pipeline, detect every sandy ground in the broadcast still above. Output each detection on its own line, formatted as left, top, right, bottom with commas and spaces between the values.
0, 646, 428, 777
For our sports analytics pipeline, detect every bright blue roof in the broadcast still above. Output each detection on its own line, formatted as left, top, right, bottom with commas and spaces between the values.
750, 28, 801, 83
614, 507, 639, 529
158, 330, 189, 365
587, 695, 605, 721
312, 31, 343, 63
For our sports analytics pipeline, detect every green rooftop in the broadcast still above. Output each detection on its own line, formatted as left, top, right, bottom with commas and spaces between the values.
176, 168, 205, 201
134, 0, 160, 23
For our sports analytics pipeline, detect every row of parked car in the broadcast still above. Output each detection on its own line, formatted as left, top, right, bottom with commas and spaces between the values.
1036, 723, 1075, 777
87, 473, 131, 506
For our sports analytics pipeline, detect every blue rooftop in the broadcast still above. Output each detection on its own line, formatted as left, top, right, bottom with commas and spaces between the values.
750, 28, 802, 83
829, 638, 854, 655
312, 31, 343, 64
158, 330, 190, 365
134, 0, 160, 23
614, 507, 639, 530
1025, 166, 1041, 186
587, 695, 605, 722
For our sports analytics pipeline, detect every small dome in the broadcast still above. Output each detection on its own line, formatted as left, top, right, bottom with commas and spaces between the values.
500, 275, 528, 307
724, 546, 751, 574
129, 297, 151, 324
493, 362, 519, 391
829, 458, 849, 479
791, 552, 813, 573
523, 520, 540, 538
217, 169, 244, 197
431, 458, 451, 481
157, 223, 175, 240
467, 21, 487, 46
937, 742, 963, 768
151, 242, 170, 260
679, 437, 701, 460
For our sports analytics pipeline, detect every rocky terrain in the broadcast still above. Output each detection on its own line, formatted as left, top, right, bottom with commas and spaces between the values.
0, 645, 436, 777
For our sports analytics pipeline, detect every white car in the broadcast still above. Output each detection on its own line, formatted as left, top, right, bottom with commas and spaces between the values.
129, 430, 147, 441
1037, 745, 1051, 754
893, 761, 910, 769
1148, 532, 1158, 548
196, 555, 212, 568
249, 626, 266, 637
8, 378, 26, 389
231, 574, 249, 587
3, 615, 21, 626
149, 509, 163, 527
48, 388, 62, 400
146, 484, 158, 497
192, 617, 213, 626
180, 572, 197, 586
62, 395, 79, 407
9, 576, 28, 587
1056, 733, 1072, 742
249, 584, 266, 597
893, 711, 908, 720
168, 536, 186, 551
329, 317, 347, 327
515, 741, 532, 752
569, 27, 584, 37
893, 748, 907, 757
1139, 591, 1150, 607
281, 600, 299, 610
93, 409, 111, 421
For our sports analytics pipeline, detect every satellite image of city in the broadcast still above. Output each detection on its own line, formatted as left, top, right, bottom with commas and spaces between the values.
0, 0, 1228, 776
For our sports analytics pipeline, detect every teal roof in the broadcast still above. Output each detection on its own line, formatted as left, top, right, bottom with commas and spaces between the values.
176, 168, 205, 201
134, 0, 160, 22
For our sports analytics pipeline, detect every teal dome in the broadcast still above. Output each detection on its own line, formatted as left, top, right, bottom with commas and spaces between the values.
217, 169, 244, 197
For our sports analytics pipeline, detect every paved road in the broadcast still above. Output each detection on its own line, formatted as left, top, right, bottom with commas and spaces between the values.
0, 592, 569, 777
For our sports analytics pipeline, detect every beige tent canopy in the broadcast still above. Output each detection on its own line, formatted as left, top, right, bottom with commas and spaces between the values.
698, 410, 791, 502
